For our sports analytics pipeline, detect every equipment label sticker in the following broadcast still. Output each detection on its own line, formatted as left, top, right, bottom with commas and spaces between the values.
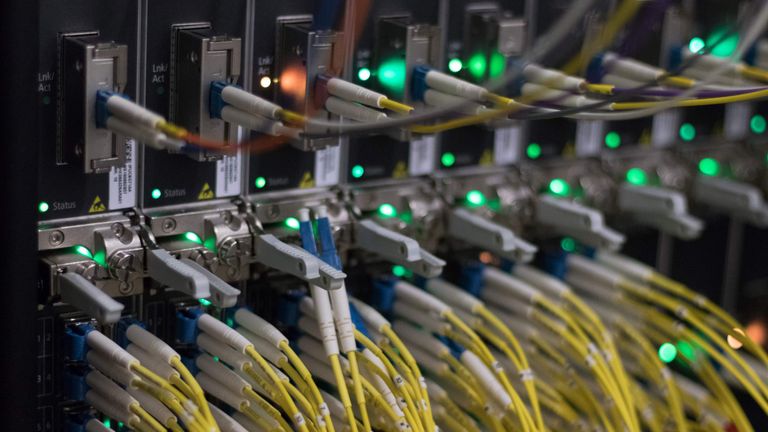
315, 145, 341, 187
109, 138, 136, 210
215, 152, 242, 197
409, 135, 436, 176
494, 125, 522, 165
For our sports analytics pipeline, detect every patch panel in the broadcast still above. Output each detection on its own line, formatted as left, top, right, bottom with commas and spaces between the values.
5, 0, 768, 430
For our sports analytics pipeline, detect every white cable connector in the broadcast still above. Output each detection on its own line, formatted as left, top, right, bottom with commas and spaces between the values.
85, 419, 115, 432
601, 52, 666, 84
220, 105, 300, 138
423, 89, 490, 115
234, 309, 288, 349
566, 254, 623, 289
329, 286, 356, 354
325, 77, 388, 109
521, 83, 600, 108
392, 321, 450, 358
197, 333, 253, 372
600, 73, 645, 88
126, 344, 178, 381
199, 313, 253, 354
105, 117, 183, 151
86, 390, 139, 429
219, 85, 282, 120
126, 324, 179, 364
482, 286, 535, 318
325, 96, 388, 123
86, 330, 138, 369
594, 251, 653, 282
197, 371, 250, 411
86, 350, 139, 387
423, 69, 489, 102
484, 267, 540, 303
522, 64, 587, 93
297, 336, 332, 367
511, 264, 572, 299
460, 350, 511, 410
86, 370, 139, 411
392, 301, 450, 335
236, 327, 288, 366
127, 386, 177, 427
394, 281, 451, 316
406, 346, 451, 377
321, 390, 347, 422
424, 279, 483, 314
196, 354, 252, 396
105, 95, 166, 130
349, 297, 390, 333
210, 404, 249, 432
302, 293, 340, 356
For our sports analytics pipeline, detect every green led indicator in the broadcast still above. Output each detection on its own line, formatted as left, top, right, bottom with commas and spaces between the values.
199, 298, 212, 307
378, 203, 398, 218
74, 245, 94, 259
679, 123, 696, 142
448, 58, 463, 73
378, 58, 406, 94
605, 131, 622, 149
625, 167, 648, 185
213, 356, 220, 362
468, 52, 487, 80
707, 28, 739, 57
751, 114, 766, 134
441, 152, 456, 167
151, 188, 162, 200
465, 190, 487, 207
255, 176, 267, 189
103, 419, 111, 429
489, 52, 506, 78
560, 237, 576, 252
118, 422, 125, 430
226, 317, 234, 327
526, 143, 542, 159
38, 201, 49, 213
357, 67, 372, 82
688, 37, 706, 53
184, 232, 203, 244
698, 158, 720, 176
284, 217, 300, 230
351, 165, 365, 179
392, 265, 406, 277
658, 342, 678, 363
93, 250, 107, 268
548, 178, 570, 196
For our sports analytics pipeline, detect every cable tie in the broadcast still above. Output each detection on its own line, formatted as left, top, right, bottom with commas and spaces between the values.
675, 306, 689, 319
492, 361, 504, 372
585, 354, 596, 367
293, 412, 306, 426
318, 402, 330, 417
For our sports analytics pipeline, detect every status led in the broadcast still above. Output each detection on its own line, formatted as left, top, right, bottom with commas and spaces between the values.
526, 143, 542, 159
698, 158, 720, 176
441, 152, 456, 167
751, 114, 766, 134
688, 37, 706, 53
560, 237, 576, 252
259, 76, 272, 89
658, 342, 678, 363
679, 123, 696, 142
548, 178, 570, 196
448, 58, 463, 73
284, 217, 300, 230
468, 52, 487, 80
465, 190, 487, 207
625, 167, 648, 185
392, 265, 407, 277
184, 232, 203, 244
605, 131, 621, 149
151, 188, 162, 200
357, 67, 372, 82
378, 203, 398, 218
255, 177, 267, 189
199, 298, 212, 307
38, 201, 49, 213
351, 165, 365, 179
74, 245, 94, 259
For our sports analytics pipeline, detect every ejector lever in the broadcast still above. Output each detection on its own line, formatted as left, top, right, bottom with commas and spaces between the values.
59, 272, 125, 324
448, 208, 537, 262
353, 219, 446, 277
180, 259, 241, 307
254, 234, 345, 290
692, 176, 768, 227
535, 195, 625, 251
617, 184, 703, 239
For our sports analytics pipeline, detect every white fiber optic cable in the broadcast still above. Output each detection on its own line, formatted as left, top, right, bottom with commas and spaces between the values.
522, 63, 587, 92
325, 97, 388, 123
220, 105, 300, 138
218, 85, 282, 120
210, 404, 249, 432
392, 301, 451, 335
127, 386, 178, 428
521, 83, 602, 108
423, 89, 491, 115
325, 77, 388, 109
86, 390, 140, 430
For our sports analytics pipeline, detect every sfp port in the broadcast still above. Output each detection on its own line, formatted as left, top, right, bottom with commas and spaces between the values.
59, 33, 128, 174
170, 24, 242, 161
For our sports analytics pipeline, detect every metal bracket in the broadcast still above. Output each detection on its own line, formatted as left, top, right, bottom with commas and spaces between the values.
692, 176, 768, 227
353, 219, 445, 277
618, 184, 703, 239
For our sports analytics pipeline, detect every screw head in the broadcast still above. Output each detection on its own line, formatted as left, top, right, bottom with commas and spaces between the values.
161, 218, 177, 233
49, 230, 65, 246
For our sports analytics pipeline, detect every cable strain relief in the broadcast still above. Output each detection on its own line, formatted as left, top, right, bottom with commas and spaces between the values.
411, 65, 431, 102
371, 275, 398, 314
209, 81, 230, 119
